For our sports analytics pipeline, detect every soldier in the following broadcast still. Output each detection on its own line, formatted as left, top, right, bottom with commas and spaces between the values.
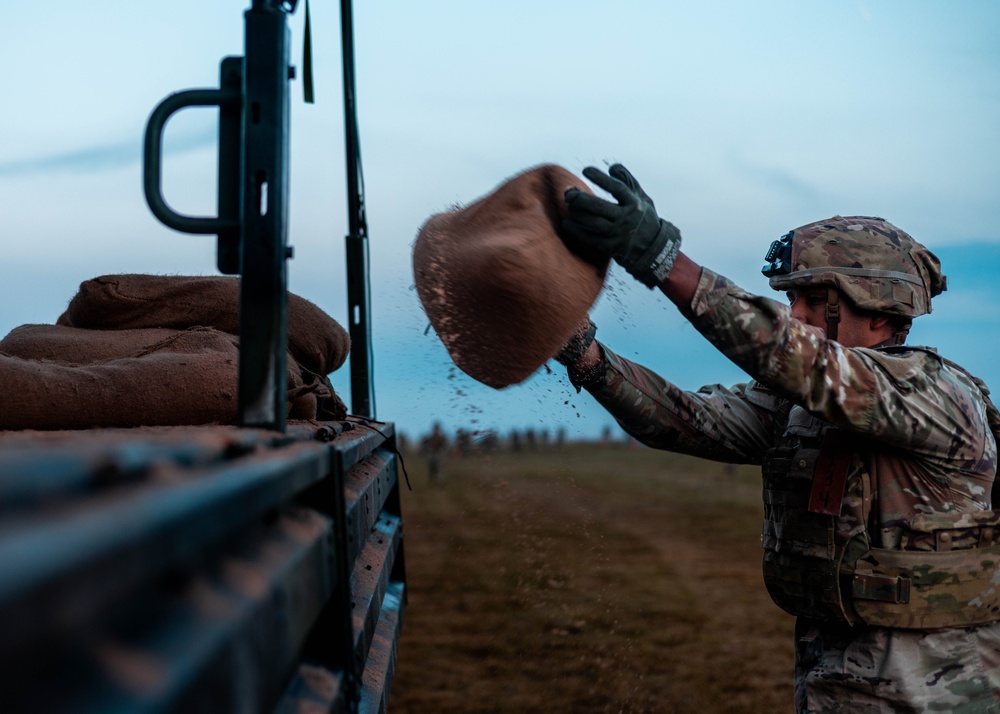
421, 422, 448, 486
555, 164, 1000, 712
455, 428, 472, 457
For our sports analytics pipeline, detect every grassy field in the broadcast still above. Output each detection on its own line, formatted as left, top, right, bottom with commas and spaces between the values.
390, 443, 796, 714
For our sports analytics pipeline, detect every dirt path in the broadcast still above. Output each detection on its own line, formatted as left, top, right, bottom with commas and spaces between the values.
392, 446, 796, 713
513, 470, 796, 712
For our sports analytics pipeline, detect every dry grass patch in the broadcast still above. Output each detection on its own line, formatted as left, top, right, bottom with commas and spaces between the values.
391, 444, 795, 713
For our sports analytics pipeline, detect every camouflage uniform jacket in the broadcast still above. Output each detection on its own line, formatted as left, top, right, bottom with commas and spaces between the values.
579, 269, 1000, 713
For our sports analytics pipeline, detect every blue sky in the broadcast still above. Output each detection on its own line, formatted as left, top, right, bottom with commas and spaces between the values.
1, 1, 998, 441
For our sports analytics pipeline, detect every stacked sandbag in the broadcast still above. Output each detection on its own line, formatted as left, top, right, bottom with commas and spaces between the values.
0, 324, 181, 365
57, 274, 350, 375
0, 275, 350, 431
413, 164, 609, 388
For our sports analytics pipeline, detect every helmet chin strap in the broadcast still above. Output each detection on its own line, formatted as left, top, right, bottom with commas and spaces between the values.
821, 287, 912, 347
825, 288, 841, 341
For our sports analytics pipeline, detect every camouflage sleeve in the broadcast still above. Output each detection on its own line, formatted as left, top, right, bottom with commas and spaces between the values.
580, 343, 779, 464
688, 268, 992, 466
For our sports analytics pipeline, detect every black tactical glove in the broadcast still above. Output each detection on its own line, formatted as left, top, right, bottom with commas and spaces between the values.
554, 319, 597, 366
562, 164, 682, 289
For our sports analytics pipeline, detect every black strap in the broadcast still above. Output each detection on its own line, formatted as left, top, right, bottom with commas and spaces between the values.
825, 289, 840, 342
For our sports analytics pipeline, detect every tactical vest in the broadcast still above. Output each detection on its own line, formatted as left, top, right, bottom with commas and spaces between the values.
760, 356, 1000, 630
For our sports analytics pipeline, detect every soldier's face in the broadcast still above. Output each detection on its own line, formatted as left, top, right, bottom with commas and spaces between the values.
786, 288, 829, 327
786, 288, 876, 347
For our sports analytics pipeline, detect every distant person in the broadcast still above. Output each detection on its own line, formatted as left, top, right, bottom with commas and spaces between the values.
421, 422, 447, 486
455, 428, 472, 456
553, 164, 1000, 711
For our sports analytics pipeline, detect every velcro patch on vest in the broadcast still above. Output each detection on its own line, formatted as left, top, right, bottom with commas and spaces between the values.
807, 429, 852, 516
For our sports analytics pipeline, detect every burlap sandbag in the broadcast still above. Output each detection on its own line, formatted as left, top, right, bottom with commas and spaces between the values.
0, 327, 335, 430
413, 164, 608, 388
0, 324, 179, 364
56, 275, 350, 375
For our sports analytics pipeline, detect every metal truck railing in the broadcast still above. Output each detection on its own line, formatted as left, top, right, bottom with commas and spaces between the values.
0, 0, 403, 711
0, 421, 405, 713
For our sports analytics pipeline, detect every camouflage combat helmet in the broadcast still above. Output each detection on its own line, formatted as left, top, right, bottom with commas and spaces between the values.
762, 216, 947, 333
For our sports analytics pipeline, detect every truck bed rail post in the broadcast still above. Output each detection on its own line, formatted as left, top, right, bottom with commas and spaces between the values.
341, 0, 375, 419
238, 0, 294, 431
142, 0, 296, 433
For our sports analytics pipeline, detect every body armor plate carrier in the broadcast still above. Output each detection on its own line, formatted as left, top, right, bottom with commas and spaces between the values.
761, 376, 1000, 629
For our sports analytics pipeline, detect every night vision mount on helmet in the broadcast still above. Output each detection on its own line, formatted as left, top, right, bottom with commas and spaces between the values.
761, 216, 947, 342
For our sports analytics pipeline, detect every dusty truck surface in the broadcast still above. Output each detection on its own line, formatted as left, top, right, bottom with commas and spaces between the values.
0, 1, 406, 712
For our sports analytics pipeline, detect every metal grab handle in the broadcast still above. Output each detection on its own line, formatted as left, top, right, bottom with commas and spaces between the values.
142, 88, 240, 235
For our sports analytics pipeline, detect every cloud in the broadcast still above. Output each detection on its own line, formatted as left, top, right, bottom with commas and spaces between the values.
0, 126, 216, 178
727, 151, 820, 204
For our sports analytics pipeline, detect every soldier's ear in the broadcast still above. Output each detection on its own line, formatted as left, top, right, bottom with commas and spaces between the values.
869, 315, 893, 338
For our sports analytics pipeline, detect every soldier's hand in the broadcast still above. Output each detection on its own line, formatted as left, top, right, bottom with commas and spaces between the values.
562, 164, 682, 289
